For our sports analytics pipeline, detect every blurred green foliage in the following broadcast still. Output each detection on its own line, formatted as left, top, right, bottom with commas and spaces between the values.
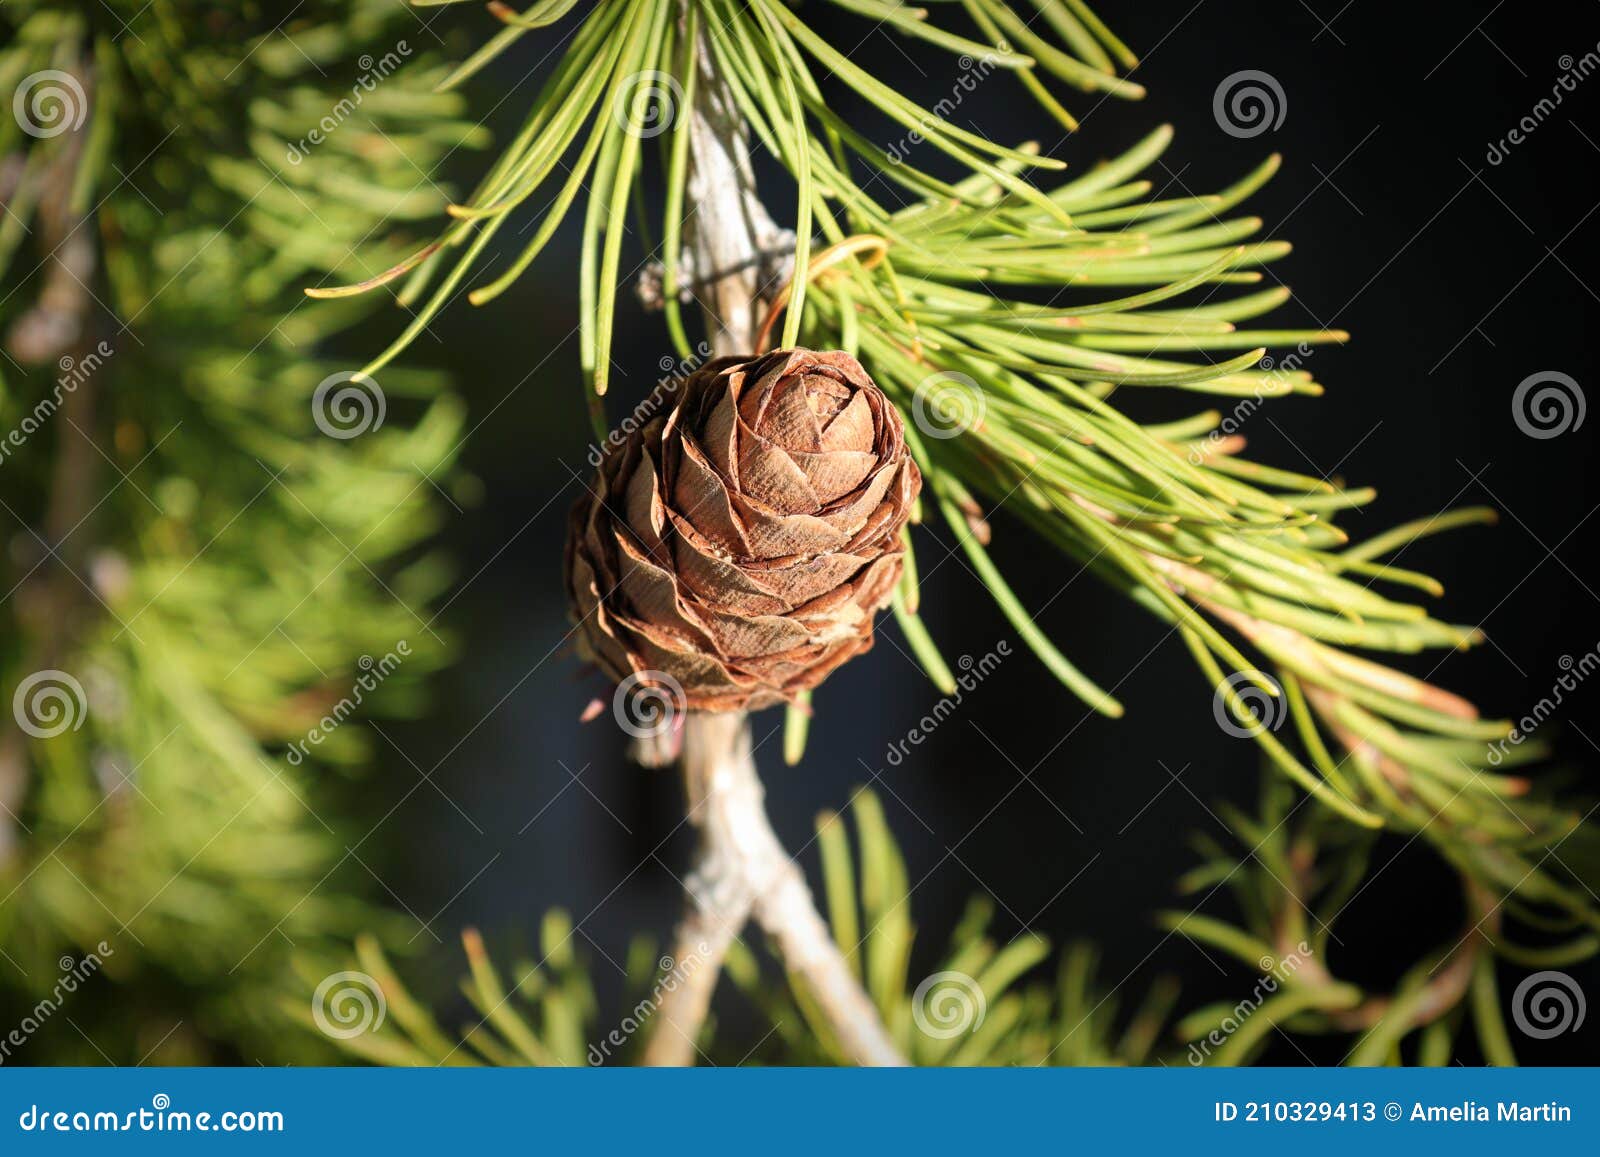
1, 0, 481, 1062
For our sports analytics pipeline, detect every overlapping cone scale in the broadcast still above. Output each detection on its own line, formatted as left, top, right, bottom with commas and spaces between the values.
566, 348, 922, 712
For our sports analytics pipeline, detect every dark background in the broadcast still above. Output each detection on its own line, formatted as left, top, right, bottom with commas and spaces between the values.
341, 1, 1599, 1064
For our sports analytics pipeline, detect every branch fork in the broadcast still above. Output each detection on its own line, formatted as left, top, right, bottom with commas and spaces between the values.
642, 711, 904, 1066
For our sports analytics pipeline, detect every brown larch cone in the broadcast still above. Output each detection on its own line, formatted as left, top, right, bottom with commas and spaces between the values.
565, 347, 922, 714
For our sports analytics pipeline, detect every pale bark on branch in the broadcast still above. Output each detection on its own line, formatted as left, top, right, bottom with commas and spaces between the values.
643, 713, 904, 1066
639, 30, 904, 1067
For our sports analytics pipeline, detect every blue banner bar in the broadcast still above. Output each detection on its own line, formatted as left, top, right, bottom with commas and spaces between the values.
2, 1068, 1597, 1153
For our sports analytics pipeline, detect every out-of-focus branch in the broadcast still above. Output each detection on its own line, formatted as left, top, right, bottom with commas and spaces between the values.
1, 68, 100, 871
